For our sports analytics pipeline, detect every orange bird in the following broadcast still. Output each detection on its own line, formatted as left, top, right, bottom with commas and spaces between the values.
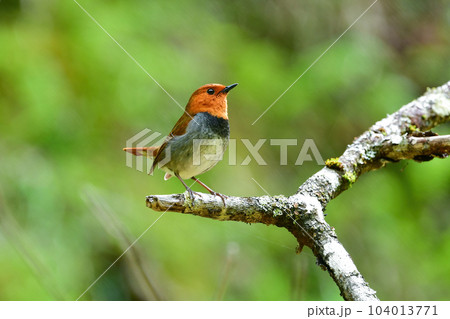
124, 83, 238, 204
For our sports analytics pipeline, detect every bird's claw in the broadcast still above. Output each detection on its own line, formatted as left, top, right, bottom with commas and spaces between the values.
210, 192, 228, 206
185, 189, 227, 207
186, 189, 202, 204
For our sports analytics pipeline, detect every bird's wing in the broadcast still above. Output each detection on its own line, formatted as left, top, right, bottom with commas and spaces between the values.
123, 146, 159, 157
150, 112, 193, 174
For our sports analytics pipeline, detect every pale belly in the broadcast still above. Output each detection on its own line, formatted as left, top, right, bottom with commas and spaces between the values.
160, 137, 228, 179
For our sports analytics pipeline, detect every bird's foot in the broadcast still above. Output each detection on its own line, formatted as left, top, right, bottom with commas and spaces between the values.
185, 188, 202, 204
184, 188, 227, 207
209, 191, 228, 206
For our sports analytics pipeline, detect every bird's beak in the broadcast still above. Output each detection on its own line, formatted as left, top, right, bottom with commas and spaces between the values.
220, 83, 238, 94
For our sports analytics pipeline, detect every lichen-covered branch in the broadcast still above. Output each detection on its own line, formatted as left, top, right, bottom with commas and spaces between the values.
146, 81, 450, 301
299, 83, 450, 207
146, 190, 378, 300
380, 134, 450, 161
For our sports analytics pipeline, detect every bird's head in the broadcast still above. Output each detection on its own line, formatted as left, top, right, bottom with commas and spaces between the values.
186, 83, 238, 119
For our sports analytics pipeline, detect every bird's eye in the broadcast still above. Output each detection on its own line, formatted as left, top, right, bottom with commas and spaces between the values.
207, 88, 215, 95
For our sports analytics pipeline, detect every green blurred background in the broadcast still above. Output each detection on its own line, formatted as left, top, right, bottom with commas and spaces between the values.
0, 0, 449, 300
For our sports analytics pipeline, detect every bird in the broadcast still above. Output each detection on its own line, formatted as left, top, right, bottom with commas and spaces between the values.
124, 83, 238, 204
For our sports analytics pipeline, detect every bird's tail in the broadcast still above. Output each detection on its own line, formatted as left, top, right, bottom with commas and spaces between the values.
123, 146, 159, 158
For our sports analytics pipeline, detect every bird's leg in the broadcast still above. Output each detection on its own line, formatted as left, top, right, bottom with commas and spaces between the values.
191, 176, 227, 205
175, 173, 197, 201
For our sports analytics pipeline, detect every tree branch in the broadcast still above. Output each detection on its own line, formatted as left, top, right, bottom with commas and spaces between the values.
380, 134, 450, 161
146, 81, 450, 300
